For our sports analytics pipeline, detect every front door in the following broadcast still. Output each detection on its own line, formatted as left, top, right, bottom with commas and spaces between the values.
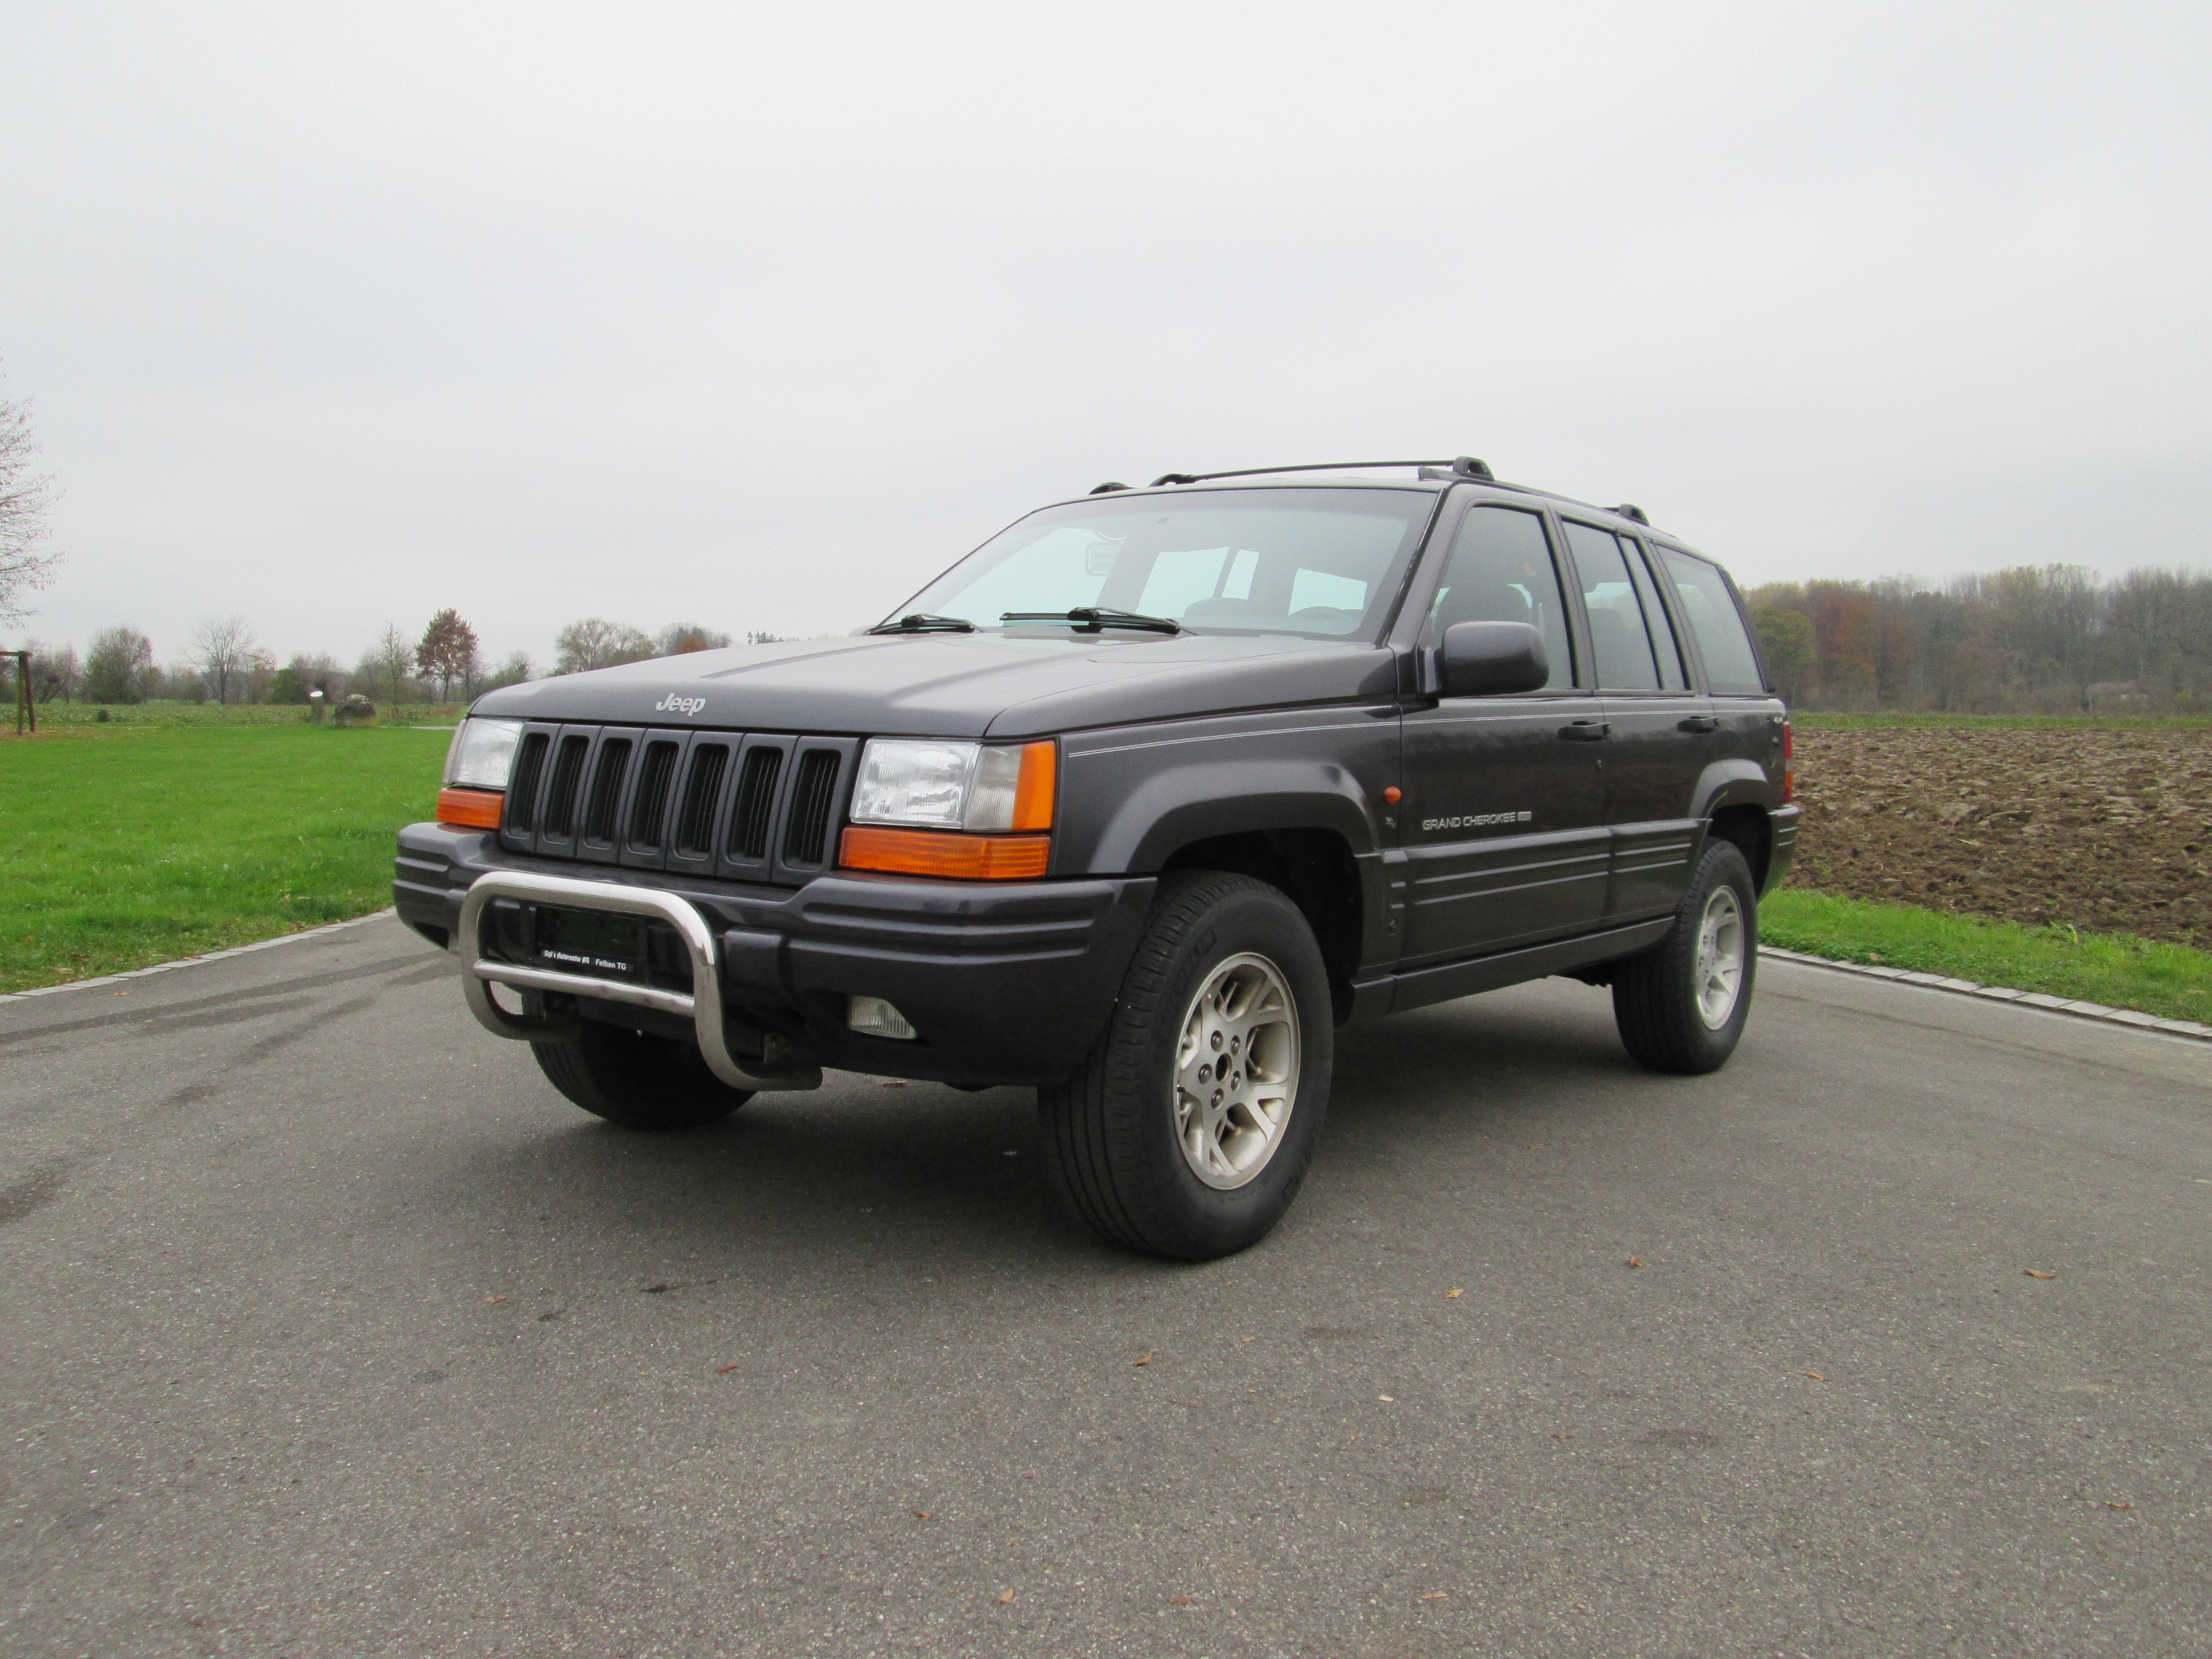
1400, 504, 1608, 963
1559, 520, 1713, 922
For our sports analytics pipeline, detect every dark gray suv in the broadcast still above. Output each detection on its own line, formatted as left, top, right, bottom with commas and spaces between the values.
396, 458, 1798, 1258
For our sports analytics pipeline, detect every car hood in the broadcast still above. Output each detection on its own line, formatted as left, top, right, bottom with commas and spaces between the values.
470, 631, 1401, 739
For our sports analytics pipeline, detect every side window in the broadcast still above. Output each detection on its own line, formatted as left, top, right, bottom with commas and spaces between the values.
1658, 548, 1767, 695
1562, 522, 1662, 691
1424, 506, 1572, 691
1624, 540, 1689, 690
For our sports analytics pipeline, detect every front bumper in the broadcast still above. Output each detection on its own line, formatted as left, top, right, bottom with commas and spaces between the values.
397, 823, 1155, 1086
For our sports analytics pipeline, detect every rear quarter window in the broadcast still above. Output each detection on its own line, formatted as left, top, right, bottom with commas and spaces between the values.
1658, 548, 1767, 695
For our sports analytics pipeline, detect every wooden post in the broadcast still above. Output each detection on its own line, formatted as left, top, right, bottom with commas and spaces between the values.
12, 650, 29, 736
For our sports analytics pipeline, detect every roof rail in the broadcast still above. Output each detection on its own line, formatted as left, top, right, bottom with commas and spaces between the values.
1089, 481, 1130, 495
1148, 456, 1494, 488
1614, 503, 1650, 525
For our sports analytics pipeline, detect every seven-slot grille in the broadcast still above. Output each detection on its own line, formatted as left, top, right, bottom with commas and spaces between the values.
495, 724, 858, 884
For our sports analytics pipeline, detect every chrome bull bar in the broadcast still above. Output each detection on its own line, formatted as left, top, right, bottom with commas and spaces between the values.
454, 869, 820, 1093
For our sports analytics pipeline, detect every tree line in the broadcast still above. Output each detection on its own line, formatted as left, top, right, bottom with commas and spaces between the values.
1745, 565, 2212, 714
5, 615, 781, 708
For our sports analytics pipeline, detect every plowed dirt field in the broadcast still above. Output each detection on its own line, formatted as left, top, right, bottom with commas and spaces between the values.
1786, 726, 2212, 948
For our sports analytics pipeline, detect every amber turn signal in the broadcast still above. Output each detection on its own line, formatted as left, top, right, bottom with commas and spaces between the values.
1010, 740, 1057, 831
840, 825, 1050, 880
436, 787, 504, 830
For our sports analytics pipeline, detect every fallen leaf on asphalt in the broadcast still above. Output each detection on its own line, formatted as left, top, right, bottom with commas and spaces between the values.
1553, 1433, 1573, 1441
1445, 1288, 1464, 1299
2026, 1269, 2057, 1279
1134, 1354, 1152, 1366
2106, 1501, 2133, 1511
1422, 1592, 1448, 1602
1801, 1372, 1826, 1381
485, 1295, 505, 1304
1378, 1395, 1395, 1402
1242, 1336, 1255, 1343
1168, 1595, 1193, 1606
913, 1510, 933, 1520
715, 1362, 741, 1374
1626, 1257, 1643, 1269
996, 1589, 1015, 1605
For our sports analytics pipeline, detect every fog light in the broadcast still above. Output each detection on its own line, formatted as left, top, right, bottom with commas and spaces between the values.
848, 995, 918, 1040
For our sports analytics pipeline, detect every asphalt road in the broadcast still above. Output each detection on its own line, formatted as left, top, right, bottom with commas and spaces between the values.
3, 916, 2207, 1658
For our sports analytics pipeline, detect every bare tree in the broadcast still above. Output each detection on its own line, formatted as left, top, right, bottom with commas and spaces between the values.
192, 615, 256, 705
0, 367, 62, 625
554, 618, 655, 674
20, 640, 81, 702
415, 609, 480, 701
84, 626, 155, 704
655, 622, 732, 656
365, 622, 417, 705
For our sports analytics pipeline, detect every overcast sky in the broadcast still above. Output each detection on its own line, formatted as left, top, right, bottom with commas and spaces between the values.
3, 1, 2207, 670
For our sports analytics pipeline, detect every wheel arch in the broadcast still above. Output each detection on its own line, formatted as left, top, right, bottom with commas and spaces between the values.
1155, 827, 1366, 1024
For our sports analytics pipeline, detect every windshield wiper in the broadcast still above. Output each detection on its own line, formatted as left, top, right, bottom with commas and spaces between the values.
869, 613, 976, 634
1000, 607, 1186, 636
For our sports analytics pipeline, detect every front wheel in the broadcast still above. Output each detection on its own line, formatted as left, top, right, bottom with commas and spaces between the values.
1611, 839, 1758, 1074
531, 1022, 753, 1130
1039, 872, 1333, 1261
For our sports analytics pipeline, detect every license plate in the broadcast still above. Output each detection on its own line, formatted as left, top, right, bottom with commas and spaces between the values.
532, 906, 649, 981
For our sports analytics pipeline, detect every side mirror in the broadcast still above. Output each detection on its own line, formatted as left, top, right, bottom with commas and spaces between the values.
1435, 621, 1549, 697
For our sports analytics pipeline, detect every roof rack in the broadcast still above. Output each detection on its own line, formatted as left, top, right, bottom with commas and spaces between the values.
1614, 503, 1650, 525
1149, 456, 1494, 487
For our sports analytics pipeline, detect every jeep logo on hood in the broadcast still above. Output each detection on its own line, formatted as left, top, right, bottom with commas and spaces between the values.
654, 694, 706, 717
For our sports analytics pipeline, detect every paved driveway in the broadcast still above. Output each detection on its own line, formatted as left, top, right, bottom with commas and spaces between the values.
3, 917, 2206, 1656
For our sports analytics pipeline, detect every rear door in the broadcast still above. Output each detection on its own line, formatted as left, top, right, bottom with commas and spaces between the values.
1654, 544, 1786, 829
1558, 519, 1713, 923
1399, 502, 1609, 962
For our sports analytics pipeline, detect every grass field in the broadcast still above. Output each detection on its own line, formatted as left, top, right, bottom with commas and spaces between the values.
1759, 888, 2212, 1023
3, 722, 450, 993
26, 699, 463, 730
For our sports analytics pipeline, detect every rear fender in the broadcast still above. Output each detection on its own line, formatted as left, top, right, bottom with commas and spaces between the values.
1689, 759, 1778, 821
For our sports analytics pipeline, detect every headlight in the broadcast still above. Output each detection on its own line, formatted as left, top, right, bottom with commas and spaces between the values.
443, 718, 524, 790
850, 738, 1055, 832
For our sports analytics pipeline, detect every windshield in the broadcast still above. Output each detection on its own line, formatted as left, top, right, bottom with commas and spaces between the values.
889, 487, 1439, 640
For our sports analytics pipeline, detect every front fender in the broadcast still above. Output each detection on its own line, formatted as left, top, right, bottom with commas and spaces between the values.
1086, 758, 1380, 874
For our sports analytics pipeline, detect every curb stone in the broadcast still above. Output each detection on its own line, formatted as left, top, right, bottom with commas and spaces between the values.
0, 909, 399, 1004
1761, 945, 2212, 1043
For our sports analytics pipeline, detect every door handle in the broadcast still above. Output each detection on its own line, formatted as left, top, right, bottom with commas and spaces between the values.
1559, 720, 1610, 741
1677, 715, 1719, 733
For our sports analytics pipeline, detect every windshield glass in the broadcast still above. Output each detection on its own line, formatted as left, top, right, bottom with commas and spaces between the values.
890, 487, 1438, 640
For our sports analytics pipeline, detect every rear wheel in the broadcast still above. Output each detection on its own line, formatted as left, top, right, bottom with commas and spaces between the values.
1039, 872, 1332, 1261
531, 1022, 753, 1130
1611, 839, 1757, 1074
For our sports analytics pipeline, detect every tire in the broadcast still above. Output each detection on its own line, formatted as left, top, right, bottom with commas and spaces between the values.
530, 1022, 753, 1130
1612, 838, 1758, 1075
1039, 871, 1333, 1261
